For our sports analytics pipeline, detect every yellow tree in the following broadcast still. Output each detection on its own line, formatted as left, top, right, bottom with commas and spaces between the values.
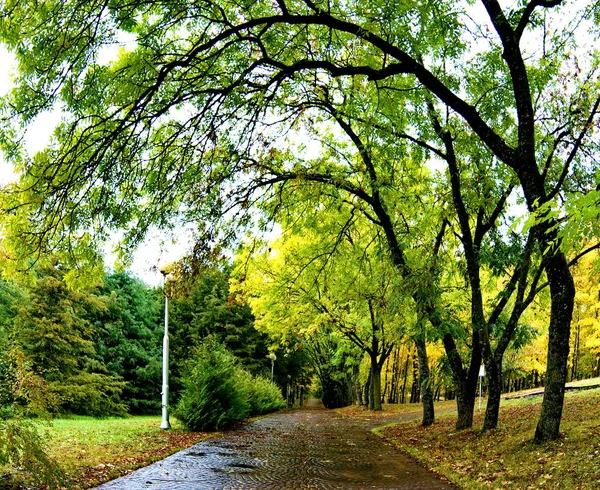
234, 211, 409, 411
570, 251, 600, 380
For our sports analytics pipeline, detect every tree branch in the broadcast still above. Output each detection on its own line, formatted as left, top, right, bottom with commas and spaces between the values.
481, 0, 535, 159
515, 0, 564, 41
547, 96, 600, 200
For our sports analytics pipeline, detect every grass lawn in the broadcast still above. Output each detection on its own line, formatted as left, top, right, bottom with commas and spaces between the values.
40, 416, 211, 489
376, 386, 600, 489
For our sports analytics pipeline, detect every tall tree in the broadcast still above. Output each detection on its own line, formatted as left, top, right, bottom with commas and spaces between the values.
235, 210, 409, 411
95, 271, 163, 414
165, 264, 271, 400
304, 327, 359, 409
12, 263, 127, 416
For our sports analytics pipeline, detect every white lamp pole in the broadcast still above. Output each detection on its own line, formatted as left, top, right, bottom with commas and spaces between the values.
268, 352, 277, 382
478, 364, 485, 412
158, 262, 173, 430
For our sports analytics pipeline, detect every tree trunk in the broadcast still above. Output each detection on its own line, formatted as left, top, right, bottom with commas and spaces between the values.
483, 356, 502, 431
572, 317, 580, 382
367, 367, 374, 410
400, 351, 409, 404
371, 357, 382, 411
454, 379, 475, 429
410, 353, 420, 403
535, 252, 575, 443
382, 355, 390, 403
389, 348, 399, 404
414, 326, 434, 426
356, 381, 363, 407
443, 333, 480, 429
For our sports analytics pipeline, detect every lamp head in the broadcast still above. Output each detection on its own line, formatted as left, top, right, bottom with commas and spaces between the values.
158, 261, 175, 277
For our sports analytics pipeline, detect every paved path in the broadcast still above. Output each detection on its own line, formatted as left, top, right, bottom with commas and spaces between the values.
95, 401, 455, 489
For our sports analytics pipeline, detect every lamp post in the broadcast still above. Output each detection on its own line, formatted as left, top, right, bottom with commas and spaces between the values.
158, 262, 174, 430
267, 352, 277, 382
478, 364, 485, 411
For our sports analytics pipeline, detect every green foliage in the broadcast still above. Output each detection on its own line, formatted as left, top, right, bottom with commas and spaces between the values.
175, 339, 283, 431
0, 280, 24, 345
237, 371, 286, 415
49, 372, 127, 417
0, 350, 63, 489
168, 265, 272, 399
0, 0, 597, 441
175, 340, 249, 431
12, 263, 127, 416
0, 419, 63, 489
95, 271, 162, 414
306, 332, 358, 409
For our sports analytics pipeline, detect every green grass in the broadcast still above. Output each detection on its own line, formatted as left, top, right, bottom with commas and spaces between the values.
39, 416, 210, 489
378, 387, 600, 489
565, 376, 600, 388
336, 399, 457, 418
45, 415, 169, 445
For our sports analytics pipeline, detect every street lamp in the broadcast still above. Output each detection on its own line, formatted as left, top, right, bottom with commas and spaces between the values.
267, 352, 277, 382
158, 261, 174, 430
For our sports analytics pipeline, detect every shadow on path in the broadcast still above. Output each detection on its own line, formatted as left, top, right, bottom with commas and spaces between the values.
94, 400, 455, 489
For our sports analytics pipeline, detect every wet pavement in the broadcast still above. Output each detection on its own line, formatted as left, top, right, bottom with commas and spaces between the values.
94, 400, 455, 489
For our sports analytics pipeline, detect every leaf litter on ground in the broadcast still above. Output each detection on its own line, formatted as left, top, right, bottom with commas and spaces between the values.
349, 387, 600, 489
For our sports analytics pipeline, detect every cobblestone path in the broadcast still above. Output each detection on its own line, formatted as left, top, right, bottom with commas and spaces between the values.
95, 401, 455, 489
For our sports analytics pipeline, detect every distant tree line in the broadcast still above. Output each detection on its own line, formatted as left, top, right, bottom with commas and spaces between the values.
0, 261, 311, 418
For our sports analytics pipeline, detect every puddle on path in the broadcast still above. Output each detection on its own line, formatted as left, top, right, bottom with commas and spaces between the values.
95, 401, 456, 489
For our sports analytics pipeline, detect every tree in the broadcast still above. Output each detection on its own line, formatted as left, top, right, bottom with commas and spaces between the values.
434, 126, 548, 430
0, 349, 63, 489
235, 209, 409, 412
568, 250, 600, 380
0, 278, 25, 354
304, 328, 359, 409
0, 0, 495, 431
95, 271, 163, 414
12, 263, 127, 416
164, 264, 272, 400
2, 0, 599, 442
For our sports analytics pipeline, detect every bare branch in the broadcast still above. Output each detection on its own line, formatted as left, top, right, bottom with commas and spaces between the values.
515, 0, 564, 41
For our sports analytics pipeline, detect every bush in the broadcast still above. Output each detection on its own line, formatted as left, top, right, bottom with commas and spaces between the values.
238, 371, 285, 414
174, 340, 250, 431
50, 373, 128, 417
0, 349, 63, 489
175, 339, 284, 431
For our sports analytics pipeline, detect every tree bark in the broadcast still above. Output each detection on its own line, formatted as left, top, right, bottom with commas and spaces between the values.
534, 252, 575, 442
371, 360, 382, 411
483, 356, 502, 431
401, 352, 409, 404
356, 381, 363, 407
414, 332, 434, 426
367, 367, 374, 410
443, 332, 480, 429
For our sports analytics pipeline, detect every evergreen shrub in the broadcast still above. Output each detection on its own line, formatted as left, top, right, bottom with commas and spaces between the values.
175, 339, 284, 431
237, 371, 286, 414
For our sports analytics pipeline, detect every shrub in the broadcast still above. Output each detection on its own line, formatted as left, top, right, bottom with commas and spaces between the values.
50, 372, 128, 417
175, 339, 284, 431
238, 371, 285, 414
0, 349, 63, 489
174, 340, 250, 431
